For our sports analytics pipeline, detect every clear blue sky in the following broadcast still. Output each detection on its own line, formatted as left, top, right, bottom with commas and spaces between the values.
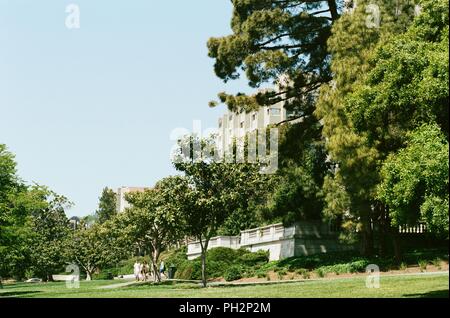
0, 0, 251, 217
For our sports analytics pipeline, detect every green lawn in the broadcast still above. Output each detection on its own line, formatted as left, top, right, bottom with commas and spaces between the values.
0, 273, 448, 298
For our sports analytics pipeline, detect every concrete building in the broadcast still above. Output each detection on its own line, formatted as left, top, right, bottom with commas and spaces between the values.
116, 187, 149, 213
187, 222, 354, 261
216, 76, 305, 153
216, 102, 304, 154
69, 216, 81, 230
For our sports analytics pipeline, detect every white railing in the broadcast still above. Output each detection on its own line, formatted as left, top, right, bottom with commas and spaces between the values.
240, 223, 287, 246
399, 223, 427, 234
187, 236, 240, 257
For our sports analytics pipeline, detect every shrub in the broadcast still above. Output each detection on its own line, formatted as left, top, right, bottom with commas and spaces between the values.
279, 251, 360, 270
258, 261, 280, 273
295, 268, 302, 276
246, 266, 259, 278
175, 261, 194, 280
432, 258, 442, 270
174, 259, 229, 280
277, 269, 288, 280
93, 270, 115, 280
238, 250, 269, 266
224, 265, 243, 282
169, 247, 271, 280
400, 262, 408, 271
24, 269, 35, 280
348, 260, 370, 273
418, 260, 428, 272
163, 246, 188, 269
316, 268, 326, 278
207, 247, 241, 264
295, 268, 309, 278
273, 266, 285, 273
318, 264, 347, 275
256, 271, 267, 279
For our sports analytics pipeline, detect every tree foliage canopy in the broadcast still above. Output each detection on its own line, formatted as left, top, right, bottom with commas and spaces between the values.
378, 124, 449, 238
95, 187, 117, 224
208, 0, 342, 113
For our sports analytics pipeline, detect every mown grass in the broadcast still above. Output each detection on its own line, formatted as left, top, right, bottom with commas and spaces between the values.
0, 273, 448, 298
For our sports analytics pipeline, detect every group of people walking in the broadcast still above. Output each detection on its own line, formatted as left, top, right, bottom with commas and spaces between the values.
133, 260, 166, 282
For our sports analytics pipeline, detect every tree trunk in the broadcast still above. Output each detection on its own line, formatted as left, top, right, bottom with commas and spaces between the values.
201, 250, 207, 288
361, 213, 374, 257
390, 226, 402, 263
392, 234, 401, 263
199, 238, 209, 288
151, 248, 161, 283
378, 221, 386, 258
86, 270, 92, 281
377, 203, 388, 258
328, 0, 340, 21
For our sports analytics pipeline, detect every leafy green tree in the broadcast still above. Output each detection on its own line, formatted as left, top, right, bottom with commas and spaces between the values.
173, 136, 264, 287
95, 187, 117, 224
67, 220, 127, 281
347, 0, 449, 148
378, 124, 449, 239
0, 144, 20, 279
1, 146, 74, 281
315, 0, 422, 255
28, 187, 72, 281
0, 144, 18, 199
206, 1, 418, 247
207, 1, 339, 230
345, 0, 448, 255
263, 119, 328, 224
122, 177, 187, 282
0, 146, 40, 280
0, 190, 37, 280
207, 0, 342, 114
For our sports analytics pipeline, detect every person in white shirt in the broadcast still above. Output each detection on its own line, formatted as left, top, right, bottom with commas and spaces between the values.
133, 261, 141, 282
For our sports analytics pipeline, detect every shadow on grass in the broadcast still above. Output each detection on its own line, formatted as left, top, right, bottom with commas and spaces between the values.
206, 279, 312, 289
403, 289, 449, 298
0, 290, 42, 298
124, 280, 201, 290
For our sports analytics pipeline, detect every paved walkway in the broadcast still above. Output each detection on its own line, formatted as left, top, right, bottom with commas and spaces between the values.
98, 281, 138, 289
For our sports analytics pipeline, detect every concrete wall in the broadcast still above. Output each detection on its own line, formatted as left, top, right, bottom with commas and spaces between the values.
187, 236, 240, 260
242, 237, 354, 261
186, 222, 356, 261
244, 239, 288, 262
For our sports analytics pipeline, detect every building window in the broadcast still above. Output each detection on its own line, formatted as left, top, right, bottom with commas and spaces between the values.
219, 119, 222, 128
240, 122, 244, 128
270, 108, 281, 116
229, 114, 233, 121
252, 113, 257, 121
